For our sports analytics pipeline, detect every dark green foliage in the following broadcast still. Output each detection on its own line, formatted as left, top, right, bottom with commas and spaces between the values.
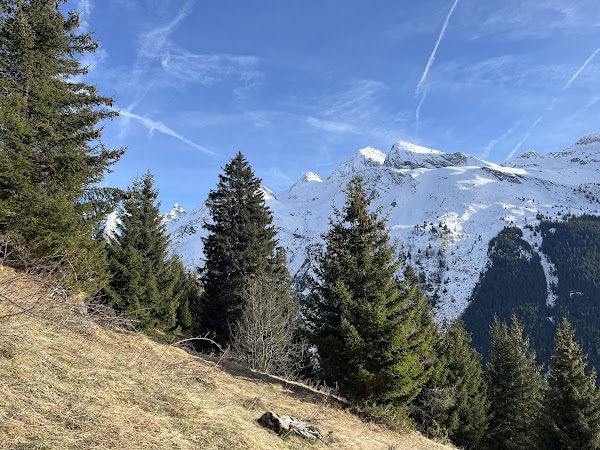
463, 227, 553, 363
543, 318, 600, 450
105, 172, 178, 330
0, 0, 123, 286
540, 215, 600, 371
304, 176, 435, 419
200, 152, 288, 345
413, 319, 488, 449
170, 256, 202, 336
486, 316, 545, 450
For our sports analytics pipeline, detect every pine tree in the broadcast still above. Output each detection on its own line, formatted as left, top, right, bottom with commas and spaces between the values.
105, 172, 178, 330
543, 318, 600, 450
200, 152, 288, 345
304, 176, 435, 420
414, 319, 488, 448
0, 1, 123, 284
486, 316, 545, 450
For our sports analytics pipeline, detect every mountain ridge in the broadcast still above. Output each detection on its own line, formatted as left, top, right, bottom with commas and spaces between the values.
167, 134, 600, 321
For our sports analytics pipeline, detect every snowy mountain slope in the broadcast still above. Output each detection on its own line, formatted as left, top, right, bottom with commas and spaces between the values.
167, 133, 600, 321
102, 203, 190, 241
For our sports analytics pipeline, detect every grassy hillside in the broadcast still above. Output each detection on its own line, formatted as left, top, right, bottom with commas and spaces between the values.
0, 267, 453, 449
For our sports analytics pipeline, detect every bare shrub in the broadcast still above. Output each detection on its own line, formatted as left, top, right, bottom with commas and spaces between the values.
0, 231, 33, 268
230, 275, 308, 378
0, 247, 135, 334
0, 266, 68, 324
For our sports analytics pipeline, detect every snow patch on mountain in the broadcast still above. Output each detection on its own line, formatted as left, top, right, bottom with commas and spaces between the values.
260, 187, 277, 201
522, 226, 559, 307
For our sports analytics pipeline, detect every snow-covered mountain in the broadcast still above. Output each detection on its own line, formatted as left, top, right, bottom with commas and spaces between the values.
166, 133, 600, 321
103, 203, 190, 240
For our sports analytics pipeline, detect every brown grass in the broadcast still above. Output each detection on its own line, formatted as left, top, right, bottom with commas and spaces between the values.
0, 267, 454, 449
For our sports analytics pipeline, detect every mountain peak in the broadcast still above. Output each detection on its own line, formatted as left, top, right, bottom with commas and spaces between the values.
517, 150, 540, 159
302, 171, 323, 183
164, 203, 187, 225
280, 171, 323, 200
358, 146, 386, 165
384, 141, 471, 169
391, 141, 445, 156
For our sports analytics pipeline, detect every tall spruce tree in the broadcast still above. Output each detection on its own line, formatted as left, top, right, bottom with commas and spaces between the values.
543, 318, 600, 450
486, 316, 545, 450
413, 319, 488, 449
0, 1, 123, 283
200, 152, 288, 345
105, 172, 179, 330
304, 176, 435, 420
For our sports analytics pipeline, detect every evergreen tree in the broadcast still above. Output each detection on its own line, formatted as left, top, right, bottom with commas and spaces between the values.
304, 176, 435, 420
170, 256, 202, 336
543, 318, 600, 450
414, 319, 488, 449
105, 172, 178, 330
0, 1, 123, 284
200, 152, 288, 345
410, 325, 453, 441
486, 316, 545, 450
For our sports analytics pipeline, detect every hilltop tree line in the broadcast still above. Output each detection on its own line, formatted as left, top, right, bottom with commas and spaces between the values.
2, 2, 600, 449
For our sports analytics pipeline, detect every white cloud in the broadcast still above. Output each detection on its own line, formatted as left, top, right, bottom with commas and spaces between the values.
306, 117, 355, 133
472, 1, 600, 40
72, 0, 93, 32
138, 2, 192, 62
265, 167, 295, 192
323, 79, 386, 120
129, 2, 262, 101
301, 79, 397, 143
161, 51, 263, 97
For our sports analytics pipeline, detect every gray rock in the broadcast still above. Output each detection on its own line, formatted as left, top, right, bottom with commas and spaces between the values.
257, 411, 323, 441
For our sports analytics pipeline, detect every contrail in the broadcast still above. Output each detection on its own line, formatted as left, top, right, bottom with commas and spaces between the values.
481, 121, 520, 160
500, 47, 599, 160
563, 47, 600, 90
415, 0, 460, 96
506, 116, 543, 160
415, 90, 428, 131
118, 109, 216, 156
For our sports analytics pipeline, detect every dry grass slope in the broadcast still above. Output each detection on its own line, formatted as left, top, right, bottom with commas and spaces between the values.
0, 267, 454, 449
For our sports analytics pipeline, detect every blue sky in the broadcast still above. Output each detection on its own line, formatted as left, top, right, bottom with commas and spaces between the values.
72, 0, 600, 211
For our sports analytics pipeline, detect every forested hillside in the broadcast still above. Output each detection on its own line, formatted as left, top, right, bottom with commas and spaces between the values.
464, 216, 600, 371
463, 227, 553, 363
540, 215, 600, 369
